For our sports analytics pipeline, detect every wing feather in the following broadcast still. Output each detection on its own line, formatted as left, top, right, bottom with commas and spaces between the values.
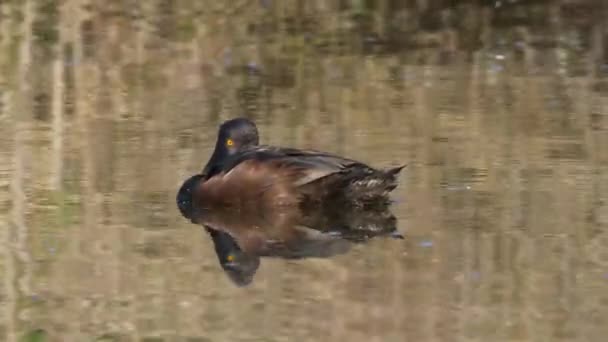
220, 145, 371, 187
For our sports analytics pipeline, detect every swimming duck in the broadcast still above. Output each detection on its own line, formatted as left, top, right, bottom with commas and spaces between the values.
177, 117, 405, 221
177, 118, 405, 285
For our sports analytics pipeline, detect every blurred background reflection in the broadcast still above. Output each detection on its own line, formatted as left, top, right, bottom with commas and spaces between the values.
1, 1, 607, 341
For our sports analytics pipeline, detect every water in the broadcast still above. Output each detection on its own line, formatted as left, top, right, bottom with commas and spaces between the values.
1, 1, 607, 341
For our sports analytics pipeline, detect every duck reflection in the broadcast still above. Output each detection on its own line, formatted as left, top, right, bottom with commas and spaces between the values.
203, 227, 260, 287
200, 203, 402, 287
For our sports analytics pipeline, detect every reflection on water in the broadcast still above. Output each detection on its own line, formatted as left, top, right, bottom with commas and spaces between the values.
197, 205, 402, 287
1, 0, 608, 341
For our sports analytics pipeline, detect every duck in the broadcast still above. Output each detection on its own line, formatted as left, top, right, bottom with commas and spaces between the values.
177, 117, 405, 222
176, 118, 405, 285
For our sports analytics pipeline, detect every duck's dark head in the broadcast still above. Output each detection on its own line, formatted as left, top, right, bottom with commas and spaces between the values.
202, 118, 259, 177
176, 174, 204, 222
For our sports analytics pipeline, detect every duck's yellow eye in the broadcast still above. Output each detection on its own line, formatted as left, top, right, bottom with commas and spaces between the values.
226, 254, 234, 262
226, 138, 234, 147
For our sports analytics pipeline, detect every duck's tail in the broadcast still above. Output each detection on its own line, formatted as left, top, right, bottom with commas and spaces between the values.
298, 163, 406, 209
345, 164, 406, 203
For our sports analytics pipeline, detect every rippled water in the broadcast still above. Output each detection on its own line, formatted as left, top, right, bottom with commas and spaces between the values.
1, 1, 607, 341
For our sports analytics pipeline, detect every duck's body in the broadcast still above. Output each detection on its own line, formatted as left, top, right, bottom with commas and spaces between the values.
177, 118, 405, 221
194, 145, 404, 212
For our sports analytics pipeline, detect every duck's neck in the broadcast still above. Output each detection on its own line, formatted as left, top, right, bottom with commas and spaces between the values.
202, 147, 226, 178
203, 139, 259, 177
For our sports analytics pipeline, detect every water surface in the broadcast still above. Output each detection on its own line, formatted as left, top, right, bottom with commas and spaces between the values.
1, 1, 607, 341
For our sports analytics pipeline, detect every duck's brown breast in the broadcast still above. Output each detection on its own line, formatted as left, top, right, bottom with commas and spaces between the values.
193, 159, 304, 211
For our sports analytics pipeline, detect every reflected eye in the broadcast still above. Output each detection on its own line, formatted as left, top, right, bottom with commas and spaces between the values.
226, 138, 234, 147
226, 254, 234, 262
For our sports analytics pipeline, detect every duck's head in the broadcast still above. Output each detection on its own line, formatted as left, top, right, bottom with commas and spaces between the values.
202, 118, 259, 177
176, 173, 204, 222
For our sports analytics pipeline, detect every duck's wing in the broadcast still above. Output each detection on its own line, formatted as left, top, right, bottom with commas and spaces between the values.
220, 146, 373, 186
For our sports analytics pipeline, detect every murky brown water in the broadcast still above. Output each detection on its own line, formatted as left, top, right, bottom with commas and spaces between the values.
1, 1, 608, 341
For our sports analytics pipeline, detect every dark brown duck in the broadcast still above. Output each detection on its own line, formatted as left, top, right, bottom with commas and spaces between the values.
177, 118, 405, 221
